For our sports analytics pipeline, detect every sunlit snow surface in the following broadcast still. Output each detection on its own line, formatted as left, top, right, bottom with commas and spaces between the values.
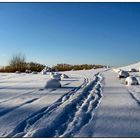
0, 67, 140, 137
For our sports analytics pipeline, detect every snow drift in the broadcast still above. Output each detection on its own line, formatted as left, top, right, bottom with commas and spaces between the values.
118, 61, 140, 71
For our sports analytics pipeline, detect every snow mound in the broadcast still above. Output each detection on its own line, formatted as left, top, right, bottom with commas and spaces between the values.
41, 66, 52, 75
113, 69, 121, 73
49, 72, 54, 76
55, 72, 62, 76
41, 70, 47, 75
118, 70, 129, 78
61, 74, 69, 79
50, 74, 61, 80
45, 79, 61, 88
25, 70, 31, 73
15, 71, 20, 74
125, 76, 139, 86
129, 68, 137, 72
32, 71, 38, 74
44, 66, 52, 72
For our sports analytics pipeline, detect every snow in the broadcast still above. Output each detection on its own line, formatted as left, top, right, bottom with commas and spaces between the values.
117, 61, 140, 71
118, 70, 129, 78
76, 70, 140, 137
61, 74, 69, 79
25, 70, 31, 73
41, 70, 46, 75
118, 61, 140, 103
113, 68, 121, 73
15, 71, 20, 74
0, 69, 104, 137
50, 74, 61, 81
129, 68, 137, 72
45, 79, 61, 88
0, 69, 103, 137
125, 76, 139, 86
31, 71, 38, 74
0, 63, 140, 137
41, 66, 52, 74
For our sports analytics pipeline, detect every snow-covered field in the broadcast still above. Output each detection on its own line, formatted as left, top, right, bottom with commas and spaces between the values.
0, 63, 140, 137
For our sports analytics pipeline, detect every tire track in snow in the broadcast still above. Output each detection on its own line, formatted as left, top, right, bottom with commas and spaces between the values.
7, 77, 88, 138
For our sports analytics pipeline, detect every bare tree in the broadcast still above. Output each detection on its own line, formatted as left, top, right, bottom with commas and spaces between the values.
9, 53, 26, 72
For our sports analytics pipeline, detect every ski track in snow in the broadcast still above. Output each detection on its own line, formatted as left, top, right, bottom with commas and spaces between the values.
6, 72, 104, 138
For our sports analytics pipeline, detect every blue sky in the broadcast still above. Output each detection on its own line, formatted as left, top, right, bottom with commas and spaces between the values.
0, 3, 140, 67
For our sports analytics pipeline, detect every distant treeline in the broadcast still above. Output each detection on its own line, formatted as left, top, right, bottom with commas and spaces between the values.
0, 54, 45, 73
0, 62, 46, 73
0, 53, 105, 73
52, 64, 105, 71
